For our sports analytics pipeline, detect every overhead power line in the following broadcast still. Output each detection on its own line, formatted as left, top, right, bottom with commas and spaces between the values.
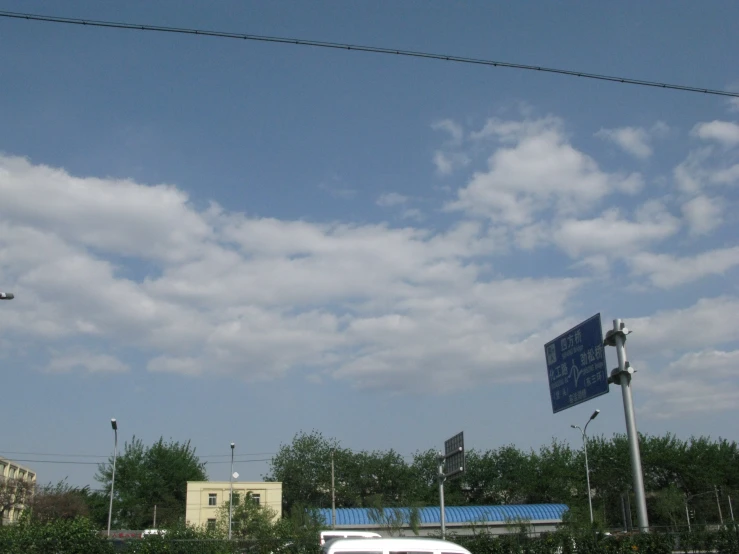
1, 450, 274, 460
2, 457, 271, 466
1, 10, 737, 99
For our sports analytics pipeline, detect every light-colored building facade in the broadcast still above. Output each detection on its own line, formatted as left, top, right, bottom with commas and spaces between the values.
0, 457, 37, 525
185, 481, 282, 530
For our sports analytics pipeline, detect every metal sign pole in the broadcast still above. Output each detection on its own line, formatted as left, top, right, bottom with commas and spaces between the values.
438, 452, 446, 540
605, 319, 649, 532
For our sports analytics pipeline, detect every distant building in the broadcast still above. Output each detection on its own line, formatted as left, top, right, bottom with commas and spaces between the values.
316, 504, 568, 536
185, 481, 282, 530
0, 457, 37, 525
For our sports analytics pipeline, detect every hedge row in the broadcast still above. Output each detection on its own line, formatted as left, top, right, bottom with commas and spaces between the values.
1, 519, 737, 554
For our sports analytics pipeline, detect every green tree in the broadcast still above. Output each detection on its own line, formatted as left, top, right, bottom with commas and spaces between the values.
95, 436, 207, 530
218, 492, 278, 540
266, 430, 346, 516
26, 479, 91, 523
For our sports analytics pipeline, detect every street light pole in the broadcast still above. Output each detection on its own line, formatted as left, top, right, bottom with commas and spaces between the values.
107, 419, 118, 537
0, 292, 14, 300
229, 442, 235, 540
572, 409, 600, 525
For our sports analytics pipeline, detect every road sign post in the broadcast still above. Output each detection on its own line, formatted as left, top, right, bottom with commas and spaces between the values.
544, 314, 609, 413
604, 319, 649, 532
438, 432, 464, 540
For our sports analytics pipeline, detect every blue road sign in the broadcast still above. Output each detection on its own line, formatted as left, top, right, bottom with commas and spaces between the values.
545, 314, 609, 413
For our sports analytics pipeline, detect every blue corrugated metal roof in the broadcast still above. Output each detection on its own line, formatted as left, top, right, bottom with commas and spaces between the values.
317, 504, 568, 526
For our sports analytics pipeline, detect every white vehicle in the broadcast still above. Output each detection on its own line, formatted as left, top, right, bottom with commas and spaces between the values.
141, 529, 167, 538
323, 537, 473, 554
320, 531, 382, 546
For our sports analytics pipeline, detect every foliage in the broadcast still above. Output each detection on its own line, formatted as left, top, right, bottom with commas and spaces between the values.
25, 479, 92, 523
0, 516, 736, 554
95, 436, 208, 530
366, 495, 421, 536
217, 491, 279, 540
266, 431, 739, 531
266, 430, 344, 516
0, 515, 113, 554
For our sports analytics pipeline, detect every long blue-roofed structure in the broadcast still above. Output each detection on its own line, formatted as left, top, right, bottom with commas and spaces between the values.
317, 504, 568, 537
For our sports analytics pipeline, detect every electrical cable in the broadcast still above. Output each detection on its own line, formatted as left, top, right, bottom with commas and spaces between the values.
1, 10, 737, 98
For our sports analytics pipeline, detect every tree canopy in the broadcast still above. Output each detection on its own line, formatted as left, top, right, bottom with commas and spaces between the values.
95, 436, 207, 530
266, 430, 739, 530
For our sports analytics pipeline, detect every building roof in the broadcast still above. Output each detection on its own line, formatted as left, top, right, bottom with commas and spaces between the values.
317, 504, 568, 526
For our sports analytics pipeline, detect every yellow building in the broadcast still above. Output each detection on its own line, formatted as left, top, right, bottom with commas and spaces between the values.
185, 481, 282, 530
0, 457, 37, 525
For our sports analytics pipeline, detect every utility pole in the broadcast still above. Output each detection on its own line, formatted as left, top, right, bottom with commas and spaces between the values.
331, 450, 336, 529
229, 442, 235, 540
715, 486, 724, 525
438, 452, 446, 540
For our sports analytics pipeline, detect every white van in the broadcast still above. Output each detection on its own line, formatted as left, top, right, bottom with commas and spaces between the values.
320, 531, 382, 546
323, 537, 472, 554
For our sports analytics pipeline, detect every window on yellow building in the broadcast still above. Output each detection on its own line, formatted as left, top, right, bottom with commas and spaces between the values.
208, 493, 217, 506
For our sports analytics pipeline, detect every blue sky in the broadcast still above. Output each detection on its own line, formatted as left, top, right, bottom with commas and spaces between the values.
1, 0, 739, 491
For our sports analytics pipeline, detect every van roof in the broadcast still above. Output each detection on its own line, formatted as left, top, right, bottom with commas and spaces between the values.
324, 537, 471, 553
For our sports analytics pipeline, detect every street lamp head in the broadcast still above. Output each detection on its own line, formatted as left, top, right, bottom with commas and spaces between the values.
590, 409, 600, 420
0, 292, 14, 300
570, 424, 577, 429
230, 442, 235, 449
111, 418, 117, 431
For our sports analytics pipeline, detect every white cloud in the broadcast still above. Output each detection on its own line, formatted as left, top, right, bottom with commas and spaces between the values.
401, 208, 424, 221
692, 120, 739, 146
0, 154, 582, 391
0, 156, 212, 263
46, 351, 129, 374
595, 122, 670, 159
681, 195, 723, 235
596, 126, 652, 159
628, 296, 739, 355
629, 246, 739, 288
433, 151, 471, 176
710, 164, 739, 184
376, 192, 409, 207
552, 201, 680, 258
639, 350, 739, 417
431, 119, 471, 175
447, 116, 643, 225
431, 119, 464, 145
673, 146, 739, 193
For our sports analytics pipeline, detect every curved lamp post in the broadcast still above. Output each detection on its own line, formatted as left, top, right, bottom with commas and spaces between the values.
572, 409, 600, 524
